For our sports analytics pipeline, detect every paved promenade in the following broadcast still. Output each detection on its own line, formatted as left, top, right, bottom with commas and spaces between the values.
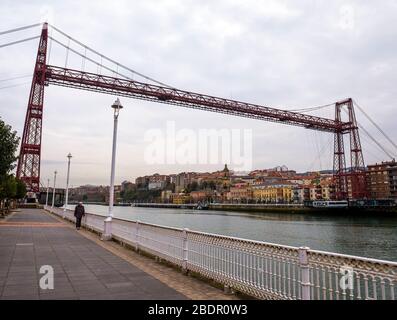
0, 209, 189, 300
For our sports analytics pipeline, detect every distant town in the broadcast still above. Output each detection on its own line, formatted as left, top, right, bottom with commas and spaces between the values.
44, 159, 397, 205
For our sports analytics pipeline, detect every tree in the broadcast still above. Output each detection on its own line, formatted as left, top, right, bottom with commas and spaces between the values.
15, 179, 27, 199
186, 181, 198, 193
0, 118, 21, 213
0, 175, 17, 200
0, 117, 20, 177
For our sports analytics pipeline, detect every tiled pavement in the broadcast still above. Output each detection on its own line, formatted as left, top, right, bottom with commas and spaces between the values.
0, 209, 187, 300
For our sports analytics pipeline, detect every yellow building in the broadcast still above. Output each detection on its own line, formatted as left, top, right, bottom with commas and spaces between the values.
253, 184, 294, 203
171, 193, 191, 204
309, 182, 336, 200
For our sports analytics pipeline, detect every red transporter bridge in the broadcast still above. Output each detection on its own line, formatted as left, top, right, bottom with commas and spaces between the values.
15, 23, 367, 200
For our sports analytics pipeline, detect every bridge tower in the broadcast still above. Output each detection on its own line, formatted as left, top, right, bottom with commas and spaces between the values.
333, 98, 368, 200
16, 23, 48, 192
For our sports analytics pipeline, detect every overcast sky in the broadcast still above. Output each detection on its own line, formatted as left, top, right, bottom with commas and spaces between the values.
1, 0, 396, 187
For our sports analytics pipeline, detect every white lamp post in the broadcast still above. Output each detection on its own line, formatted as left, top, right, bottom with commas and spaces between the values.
45, 178, 50, 206
103, 98, 123, 240
64, 153, 72, 215
51, 170, 57, 207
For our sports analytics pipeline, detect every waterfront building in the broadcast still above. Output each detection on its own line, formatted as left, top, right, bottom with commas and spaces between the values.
320, 180, 336, 200
212, 164, 231, 178
308, 180, 335, 201
167, 174, 177, 185
171, 193, 191, 204
190, 190, 213, 202
148, 181, 166, 190
161, 190, 173, 202
175, 172, 188, 193
135, 176, 150, 189
227, 184, 253, 202
248, 169, 270, 177
309, 185, 322, 200
252, 183, 294, 203
367, 159, 397, 200
121, 180, 135, 192
135, 174, 170, 190
291, 186, 310, 203
148, 174, 170, 183
69, 185, 110, 202
230, 175, 256, 185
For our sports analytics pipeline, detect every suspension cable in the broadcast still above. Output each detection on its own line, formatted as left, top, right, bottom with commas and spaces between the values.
0, 74, 31, 82
48, 23, 175, 88
0, 36, 40, 49
340, 108, 395, 159
287, 102, 335, 113
353, 99, 397, 151
306, 133, 333, 172
0, 23, 175, 88
0, 23, 42, 36
49, 36, 132, 80
0, 82, 31, 90
360, 132, 389, 162
358, 123, 395, 159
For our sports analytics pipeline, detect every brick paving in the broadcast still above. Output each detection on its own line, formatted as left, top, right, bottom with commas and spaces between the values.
74, 217, 241, 300
0, 209, 187, 300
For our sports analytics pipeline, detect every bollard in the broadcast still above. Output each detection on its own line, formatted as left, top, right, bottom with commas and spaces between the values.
101, 216, 112, 241
299, 246, 311, 300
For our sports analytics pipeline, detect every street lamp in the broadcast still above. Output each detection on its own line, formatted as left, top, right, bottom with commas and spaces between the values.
45, 178, 50, 206
64, 153, 72, 213
51, 170, 57, 207
103, 98, 123, 240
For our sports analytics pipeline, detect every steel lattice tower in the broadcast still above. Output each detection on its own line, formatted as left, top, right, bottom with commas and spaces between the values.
333, 98, 368, 199
16, 23, 48, 192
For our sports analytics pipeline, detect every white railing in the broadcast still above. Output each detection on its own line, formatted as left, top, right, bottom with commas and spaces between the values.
45, 206, 397, 300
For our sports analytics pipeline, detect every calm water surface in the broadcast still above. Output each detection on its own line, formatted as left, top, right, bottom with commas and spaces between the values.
67, 204, 397, 261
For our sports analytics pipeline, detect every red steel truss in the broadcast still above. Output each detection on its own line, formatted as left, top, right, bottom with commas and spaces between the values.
17, 23, 367, 199
333, 98, 368, 199
44, 65, 344, 133
16, 24, 48, 192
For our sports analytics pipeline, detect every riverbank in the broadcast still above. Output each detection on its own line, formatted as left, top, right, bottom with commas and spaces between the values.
209, 203, 397, 215
66, 201, 397, 215
131, 202, 397, 215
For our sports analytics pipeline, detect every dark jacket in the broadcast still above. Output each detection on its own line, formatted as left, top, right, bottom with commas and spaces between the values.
74, 204, 85, 218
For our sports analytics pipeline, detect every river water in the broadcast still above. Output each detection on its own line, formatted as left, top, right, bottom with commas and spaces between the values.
67, 204, 397, 261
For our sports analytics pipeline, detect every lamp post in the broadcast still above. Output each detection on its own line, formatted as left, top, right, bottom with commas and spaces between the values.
51, 170, 57, 207
103, 98, 123, 240
45, 178, 50, 206
64, 153, 72, 215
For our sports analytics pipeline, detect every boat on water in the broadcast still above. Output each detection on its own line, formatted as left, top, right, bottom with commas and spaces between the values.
194, 201, 209, 210
312, 200, 349, 208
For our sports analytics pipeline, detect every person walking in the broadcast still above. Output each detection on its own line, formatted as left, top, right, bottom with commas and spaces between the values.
74, 202, 85, 230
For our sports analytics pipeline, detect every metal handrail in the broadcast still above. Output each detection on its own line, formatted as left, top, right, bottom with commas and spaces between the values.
45, 206, 397, 300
